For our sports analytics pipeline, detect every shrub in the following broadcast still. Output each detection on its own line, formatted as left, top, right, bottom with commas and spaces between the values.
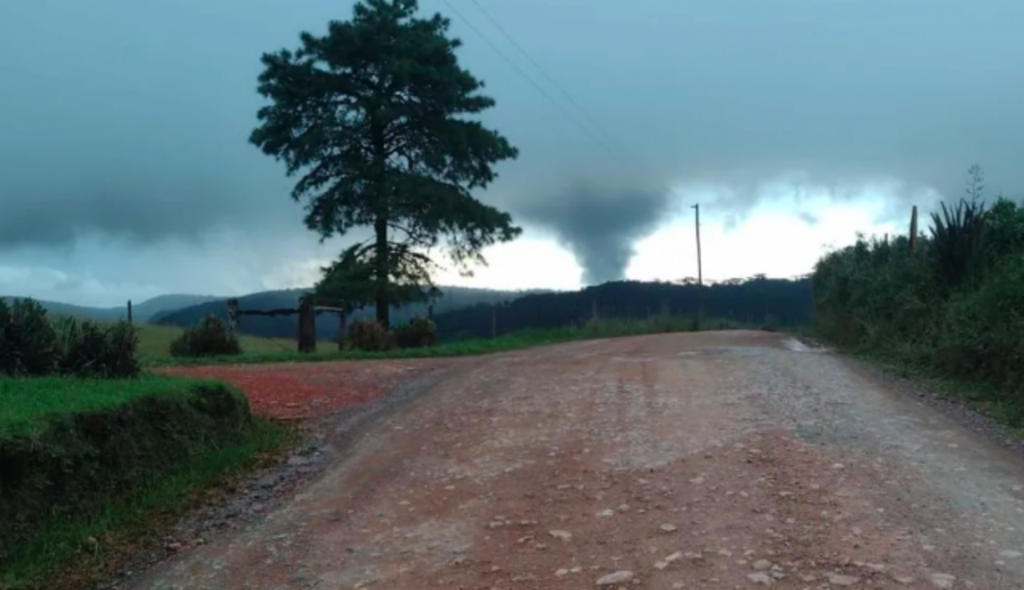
53, 316, 140, 379
0, 298, 59, 376
348, 319, 393, 352
169, 316, 241, 357
393, 317, 438, 349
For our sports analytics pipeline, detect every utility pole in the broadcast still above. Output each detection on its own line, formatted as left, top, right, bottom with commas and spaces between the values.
692, 204, 704, 323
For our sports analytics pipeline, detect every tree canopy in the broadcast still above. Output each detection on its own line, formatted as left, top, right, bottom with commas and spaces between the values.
250, 0, 520, 326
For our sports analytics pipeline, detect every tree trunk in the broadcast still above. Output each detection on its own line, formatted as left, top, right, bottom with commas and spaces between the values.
374, 216, 390, 328
297, 294, 317, 353
226, 298, 238, 339
371, 114, 391, 330
337, 310, 348, 350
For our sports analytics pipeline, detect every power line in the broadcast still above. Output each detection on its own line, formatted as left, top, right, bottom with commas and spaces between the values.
440, 0, 702, 284
462, 0, 633, 161
436, 0, 627, 165
448, 0, 680, 198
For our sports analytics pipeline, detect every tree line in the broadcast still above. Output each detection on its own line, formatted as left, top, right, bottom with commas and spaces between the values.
433, 278, 811, 340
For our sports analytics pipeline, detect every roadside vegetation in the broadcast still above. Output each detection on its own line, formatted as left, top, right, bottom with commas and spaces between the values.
148, 314, 756, 366
0, 299, 290, 590
811, 165, 1024, 426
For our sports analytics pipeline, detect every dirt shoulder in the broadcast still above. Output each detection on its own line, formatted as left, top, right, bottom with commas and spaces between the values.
128, 330, 1024, 589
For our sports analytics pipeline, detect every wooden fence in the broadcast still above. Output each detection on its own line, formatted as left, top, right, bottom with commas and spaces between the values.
226, 295, 348, 353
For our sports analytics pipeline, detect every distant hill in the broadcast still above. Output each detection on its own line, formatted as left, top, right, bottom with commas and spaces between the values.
155, 286, 545, 340
132, 294, 221, 321
2, 293, 220, 322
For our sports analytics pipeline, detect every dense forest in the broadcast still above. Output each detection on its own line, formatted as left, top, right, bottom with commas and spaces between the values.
811, 184, 1024, 422
157, 277, 812, 341
433, 277, 811, 340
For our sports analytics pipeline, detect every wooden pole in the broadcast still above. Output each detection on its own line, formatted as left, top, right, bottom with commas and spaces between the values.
909, 205, 918, 251
226, 298, 238, 339
692, 204, 704, 322
337, 310, 348, 350
126, 300, 133, 324
491, 303, 497, 339
297, 295, 316, 353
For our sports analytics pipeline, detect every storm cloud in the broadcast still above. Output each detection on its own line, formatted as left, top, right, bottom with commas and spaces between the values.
2, 0, 1023, 303
520, 182, 673, 284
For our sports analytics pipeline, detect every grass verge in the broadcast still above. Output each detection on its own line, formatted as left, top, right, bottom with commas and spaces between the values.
147, 315, 756, 367
0, 377, 295, 590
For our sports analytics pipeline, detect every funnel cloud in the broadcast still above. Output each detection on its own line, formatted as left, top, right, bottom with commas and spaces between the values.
521, 183, 672, 284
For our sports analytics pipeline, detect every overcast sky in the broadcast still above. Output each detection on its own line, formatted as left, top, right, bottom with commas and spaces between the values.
1, 0, 1021, 307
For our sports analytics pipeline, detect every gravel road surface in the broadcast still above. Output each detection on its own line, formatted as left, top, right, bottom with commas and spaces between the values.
129, 330, 1024, 589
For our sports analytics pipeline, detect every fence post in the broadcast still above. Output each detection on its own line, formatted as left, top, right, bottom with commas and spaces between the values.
909, 205, 918, 251
126, 299, 133, 324
491, 303, 497, 339
297, 295, 316, 353
226, 298, 238, 339
337, 309, 347, 350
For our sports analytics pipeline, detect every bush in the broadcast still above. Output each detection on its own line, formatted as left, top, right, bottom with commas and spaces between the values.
52, 316, 140, 378
811, 175, 1024, 420
0, 299, 140, 378
169, 316, 241, 357
0, 379, 256, 569
0, 298, 58, 376
348, 319, 393, 352
393, 317, 438, 349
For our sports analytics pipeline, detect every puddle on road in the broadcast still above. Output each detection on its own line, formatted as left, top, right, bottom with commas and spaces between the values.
781, 338, 831, 353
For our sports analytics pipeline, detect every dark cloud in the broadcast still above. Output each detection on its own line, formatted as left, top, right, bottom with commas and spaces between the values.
797, 211, 819, 226
518, 182, 672, 284
2, 0, 1024, 303
1, 181, 243, 247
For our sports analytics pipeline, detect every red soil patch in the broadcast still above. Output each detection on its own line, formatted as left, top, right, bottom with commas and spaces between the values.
158, 359, 451, 420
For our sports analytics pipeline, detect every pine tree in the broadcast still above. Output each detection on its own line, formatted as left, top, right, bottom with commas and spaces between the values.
251, 0, 520, 327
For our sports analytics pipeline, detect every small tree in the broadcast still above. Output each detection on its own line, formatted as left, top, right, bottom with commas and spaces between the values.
251, 0, 521, 327
317, 242, 441, 313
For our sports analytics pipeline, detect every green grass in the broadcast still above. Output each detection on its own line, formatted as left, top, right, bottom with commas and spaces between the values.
146, 315, 752, 367
0, 375, 215, 436
0, 376, 296, 590
133, 323, 329, 364
1, 417, 292, 590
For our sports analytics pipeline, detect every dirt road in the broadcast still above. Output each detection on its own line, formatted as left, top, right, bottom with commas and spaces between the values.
131, 331, 1024, 589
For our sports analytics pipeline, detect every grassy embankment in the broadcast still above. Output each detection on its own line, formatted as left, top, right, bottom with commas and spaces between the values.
0, 376, 293, 590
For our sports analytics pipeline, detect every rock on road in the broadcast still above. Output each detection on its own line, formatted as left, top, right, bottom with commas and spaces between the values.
131, 331, 1024, 589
